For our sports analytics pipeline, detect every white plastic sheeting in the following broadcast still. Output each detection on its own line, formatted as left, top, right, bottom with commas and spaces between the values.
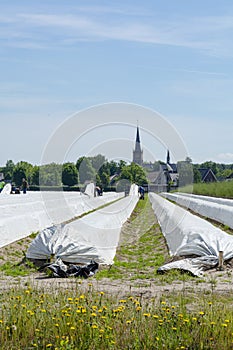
0, 191, 124, 249
149, 193, 233, 276
26, 185, 139, 265
161, 192, 233, 229
176, 192, 233, 207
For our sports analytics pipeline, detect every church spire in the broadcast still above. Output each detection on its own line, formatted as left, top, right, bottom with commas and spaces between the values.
133, 124, 143, 166
167, 149, 170, 164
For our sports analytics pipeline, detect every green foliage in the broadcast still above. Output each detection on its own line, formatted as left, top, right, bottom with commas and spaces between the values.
179, 181, 233, 199
12, 161, 33, 186
62, 162, 78, 186
77, 157, 96, 184
39, 163, 62, 186
177, 160, 193, 186
119, 162, 147, 186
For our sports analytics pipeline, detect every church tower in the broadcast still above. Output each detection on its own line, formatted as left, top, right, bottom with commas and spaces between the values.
133, 125, 143, 166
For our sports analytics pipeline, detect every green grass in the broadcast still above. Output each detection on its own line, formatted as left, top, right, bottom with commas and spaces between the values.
0, 260, 36, 277
1, 286, 233, 349
96, 194, 196, 284
178, 181, 233, 199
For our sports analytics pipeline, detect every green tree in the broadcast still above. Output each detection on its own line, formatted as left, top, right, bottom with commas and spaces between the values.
78, 158, 96, 184
89, 154, 106, 172
12, 161, 33, 187
39, 163, 62, 186
119, 162, 147, 186
62, 162, 78, 186
177, 160, 193, 186
4, 160, 15, 180
31, 166, 40, 185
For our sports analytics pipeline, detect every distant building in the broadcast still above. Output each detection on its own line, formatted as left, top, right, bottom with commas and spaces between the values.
132, 125, 178, 192
198, 168, 217, 182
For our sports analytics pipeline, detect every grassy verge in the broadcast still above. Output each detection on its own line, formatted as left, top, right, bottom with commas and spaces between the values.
178, 181, 233, 199
1, 286, 233, 349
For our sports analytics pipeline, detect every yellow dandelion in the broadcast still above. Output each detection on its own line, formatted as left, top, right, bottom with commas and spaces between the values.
136, 306, 142, 311
41, 309, 46, 313
222, 323, 228, 327
100, 291, 104, 295
178, 314, 183, 318
199, 311, 204, 316
153, 315, 159, 318
143, 313, 151, 317
161, 301, 166, 304
172, 327, 177, 331
171, 305, 176, 309
91, 313, 97, 317
25, 290, 30, 294
126, 320, 132, 324
98, 309, 103, 313
119, 299, 127, 303
99, 329, 105, 333
0, 320, 3, 324
46, 344, 52, 348
155, 336, 159, 341
80, 295, 85, 299
76, 309, 81, 314
92, 324, 98, 329
225, 319, 230, 323
192, 317, 197, 321
184, 319, 189, 323
210, 321, 216, 325
111, 341, 116, 344
70, 326, 75, 330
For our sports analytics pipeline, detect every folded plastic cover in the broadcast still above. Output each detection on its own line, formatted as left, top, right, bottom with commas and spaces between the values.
149, 193, 233, 276
26, 185, 139, 265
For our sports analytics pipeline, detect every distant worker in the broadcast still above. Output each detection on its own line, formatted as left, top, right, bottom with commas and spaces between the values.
138, 185, 145, 200
21, 178, 28, 194
0, 180, 5, 193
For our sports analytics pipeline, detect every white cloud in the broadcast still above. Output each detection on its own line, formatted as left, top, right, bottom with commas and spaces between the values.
215, 153, 233, 163
0, 9, 233, 56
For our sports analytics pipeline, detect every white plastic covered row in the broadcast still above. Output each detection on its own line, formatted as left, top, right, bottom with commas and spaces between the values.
149, 193, 233, 276
161, 192, 233, 229
176, 192, 233, 207
26, 184, 139, 265
0, 190, 124, 249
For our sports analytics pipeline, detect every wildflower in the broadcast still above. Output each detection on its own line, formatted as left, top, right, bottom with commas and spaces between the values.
172, 327, 177, 331
25, 290, 31, 294
225, 319, 230, 323
153, 315, 159, 318
136, 306, 142, 311
111, 341, 116, 344
70, 326, 75, 330
0, 320, 3, 324
92, 324, 98, 329
192, 317, 197, 321
178, 314, 183, 318
155, 337, 159, 341
208, 302, 212, 305
143, 313, 151, 317
126, 320, 132, 324
199, 311, 205, 316
210, 321, 216, 325
91, 313, 97, 317
184, 319, 189, 323
46, 344, 53, 348
119, 299, 127, 303
161, 301, 166, 305
100, 291, 105, 295
67, 297, 73, 301
33, 344, 38, 347
222, 323, 228, 327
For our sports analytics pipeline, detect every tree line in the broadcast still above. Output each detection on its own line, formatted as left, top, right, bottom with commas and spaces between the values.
0, 155, 148, 189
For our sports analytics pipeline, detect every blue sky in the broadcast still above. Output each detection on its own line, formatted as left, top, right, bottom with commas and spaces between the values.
1, 0, 233, 166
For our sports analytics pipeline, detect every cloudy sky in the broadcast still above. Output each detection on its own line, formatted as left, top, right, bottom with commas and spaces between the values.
1, 0, 233, 166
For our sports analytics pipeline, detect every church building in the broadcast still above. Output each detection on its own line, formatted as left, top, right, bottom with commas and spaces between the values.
132, 124, 179, 192
132, 125, 143, 166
